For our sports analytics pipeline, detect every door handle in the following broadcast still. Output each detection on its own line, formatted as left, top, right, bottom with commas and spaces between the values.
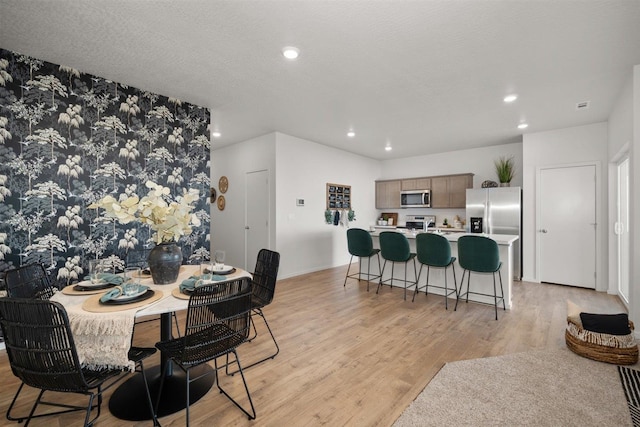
614, 222, 623, 235
245, 226, 250, 230
539, 229, 547, 233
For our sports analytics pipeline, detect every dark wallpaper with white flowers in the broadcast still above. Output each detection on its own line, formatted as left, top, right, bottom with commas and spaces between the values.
0, 47, 211, 287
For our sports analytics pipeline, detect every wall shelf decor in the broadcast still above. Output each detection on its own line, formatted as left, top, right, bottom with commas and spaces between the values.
219, 176, 229, 194
326, 183, 351, 210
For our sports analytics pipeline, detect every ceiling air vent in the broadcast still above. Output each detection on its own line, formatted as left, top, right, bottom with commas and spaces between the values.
576, 101, 590, 110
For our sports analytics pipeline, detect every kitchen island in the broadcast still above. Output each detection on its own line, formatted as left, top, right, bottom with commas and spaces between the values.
369, 230, 518, 309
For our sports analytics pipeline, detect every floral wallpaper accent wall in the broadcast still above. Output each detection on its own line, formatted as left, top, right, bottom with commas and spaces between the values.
0, 48, 211, 287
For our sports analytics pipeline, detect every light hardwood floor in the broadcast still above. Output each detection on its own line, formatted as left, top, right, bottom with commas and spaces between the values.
0, 265, 627, 427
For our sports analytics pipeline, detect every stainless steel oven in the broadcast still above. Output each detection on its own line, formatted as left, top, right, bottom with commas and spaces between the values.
405, 215, 436, 231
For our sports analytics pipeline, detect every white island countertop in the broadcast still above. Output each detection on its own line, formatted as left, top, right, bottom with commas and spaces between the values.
369, 229, 518, 245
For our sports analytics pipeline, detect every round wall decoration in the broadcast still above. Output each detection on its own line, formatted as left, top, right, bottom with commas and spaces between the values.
219, 176, 229, 194
217, 195, 226, 211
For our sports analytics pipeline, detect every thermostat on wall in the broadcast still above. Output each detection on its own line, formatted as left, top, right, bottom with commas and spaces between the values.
296, 198, 304, 206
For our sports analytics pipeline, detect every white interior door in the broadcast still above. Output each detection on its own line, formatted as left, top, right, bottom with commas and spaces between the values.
617, 158, 630, 303
245, 170, 269, 272
538, 164, 596, 288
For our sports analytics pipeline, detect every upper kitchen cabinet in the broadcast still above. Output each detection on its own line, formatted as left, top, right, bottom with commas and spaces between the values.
401, 178, 431, 191
375, 180, 401, 209
430, 173, 474, 208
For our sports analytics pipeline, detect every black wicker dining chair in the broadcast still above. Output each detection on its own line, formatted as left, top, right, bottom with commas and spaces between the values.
155, 277, 256, 425
0, 298, 159, 426
229, 248, 281, 373
3, 263, 59, 423
3, 263, 57, 300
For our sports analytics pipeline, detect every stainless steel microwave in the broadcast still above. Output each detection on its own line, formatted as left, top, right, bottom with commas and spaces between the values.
400, 190, 430, 208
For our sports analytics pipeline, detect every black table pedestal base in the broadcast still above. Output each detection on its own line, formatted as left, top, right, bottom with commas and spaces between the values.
109, 364, 214, 421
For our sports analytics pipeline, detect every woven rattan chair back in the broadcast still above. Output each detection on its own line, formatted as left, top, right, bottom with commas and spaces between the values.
181, 278, 252, 366
0, 298, 88, 391
0, 298, 123, 426
4, 263, 56, 299
251, 249, 280, 309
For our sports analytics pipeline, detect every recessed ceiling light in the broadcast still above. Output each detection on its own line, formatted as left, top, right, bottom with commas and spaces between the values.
504, 94, 518, 103
347, 131, 355, 138
282, 46, 300, 60
212, 131, 221, 138
517, 123, 528, 129
385, 145, 392, 152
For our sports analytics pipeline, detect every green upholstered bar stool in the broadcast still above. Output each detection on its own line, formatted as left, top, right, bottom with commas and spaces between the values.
454, 235, 505, 320
376, 231, 417, 300
344, 228, 382, 291
412, 232, 458, 309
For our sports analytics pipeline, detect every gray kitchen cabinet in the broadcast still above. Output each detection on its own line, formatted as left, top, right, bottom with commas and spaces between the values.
449, 174, 473, 207
401, 177, 431, 191
430, 173, 473, 208
375, 180, 401, 209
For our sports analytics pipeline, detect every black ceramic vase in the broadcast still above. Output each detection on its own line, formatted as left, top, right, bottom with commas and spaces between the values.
148, 242, 182, 284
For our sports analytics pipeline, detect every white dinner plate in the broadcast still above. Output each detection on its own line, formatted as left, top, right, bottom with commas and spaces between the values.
81, 279, 107, 288
204, 264, 234, 274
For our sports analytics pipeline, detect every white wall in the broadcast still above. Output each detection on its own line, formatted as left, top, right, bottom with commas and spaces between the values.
211, 133, 277, 268
607, 73, 633, 298
631, 65, 640, 329
522, 122, 609, 289
274, 133, 381, 278
609, 76, 634, 158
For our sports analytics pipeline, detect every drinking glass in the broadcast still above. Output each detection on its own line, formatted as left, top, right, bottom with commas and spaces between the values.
88, 259, 104, 285
123, 267, 141, 296
214, 250, 226, 271
199, 262, 213, 281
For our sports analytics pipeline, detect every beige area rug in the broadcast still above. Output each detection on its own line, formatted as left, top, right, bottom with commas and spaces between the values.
393, 347, 632, 426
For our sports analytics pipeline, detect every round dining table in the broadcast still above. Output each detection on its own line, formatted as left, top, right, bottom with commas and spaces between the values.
54, 263, 251, 421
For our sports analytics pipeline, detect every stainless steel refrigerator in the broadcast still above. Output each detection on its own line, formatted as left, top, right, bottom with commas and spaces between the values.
466, 186, 522, 280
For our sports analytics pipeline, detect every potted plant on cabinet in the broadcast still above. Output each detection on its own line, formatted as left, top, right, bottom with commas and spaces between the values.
494, 156, 515, 186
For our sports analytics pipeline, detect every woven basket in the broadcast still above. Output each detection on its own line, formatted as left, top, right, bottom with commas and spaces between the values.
565, 319, 638, 365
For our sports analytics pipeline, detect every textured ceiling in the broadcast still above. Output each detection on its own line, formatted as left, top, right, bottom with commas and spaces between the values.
2, 0, 640, 160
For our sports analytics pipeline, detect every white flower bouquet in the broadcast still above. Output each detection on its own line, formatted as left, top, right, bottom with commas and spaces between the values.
89, 181, 201, 244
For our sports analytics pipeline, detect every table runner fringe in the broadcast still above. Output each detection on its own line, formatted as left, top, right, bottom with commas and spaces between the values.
68, 311, 136, 371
